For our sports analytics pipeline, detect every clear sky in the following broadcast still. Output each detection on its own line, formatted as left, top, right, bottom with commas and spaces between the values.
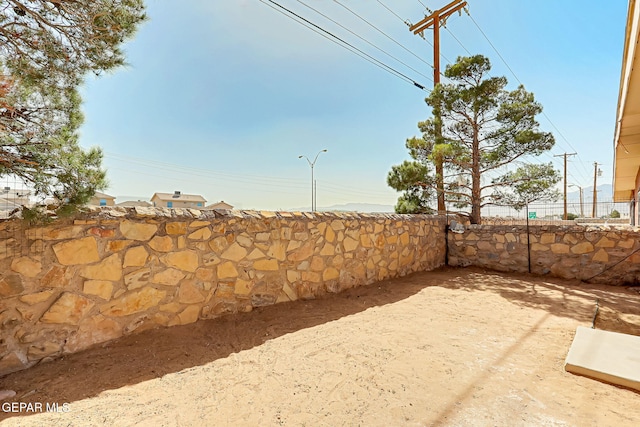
77, 0, 629, 210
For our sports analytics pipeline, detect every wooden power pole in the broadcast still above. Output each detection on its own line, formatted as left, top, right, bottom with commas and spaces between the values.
409, 0, 467, 214
554, 152, 576, 220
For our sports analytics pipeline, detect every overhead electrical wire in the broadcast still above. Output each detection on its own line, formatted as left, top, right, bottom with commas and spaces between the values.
259, 0, 429, 90
366, 4, 576, 183
372, 0, 461, 83
294, 0, 433, 83
106, 152, 305, 187
398, 6, 589, 185
416, 0, 429, 10
107, 166, 308, 197
444, 25, 472, 56
105, 152, 396, 201
374, 0, 410, 26
332, 0, 436, 67
464, 10, 593, 184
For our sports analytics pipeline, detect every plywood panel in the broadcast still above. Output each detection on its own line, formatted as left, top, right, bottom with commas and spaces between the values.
565, 326, 640, 392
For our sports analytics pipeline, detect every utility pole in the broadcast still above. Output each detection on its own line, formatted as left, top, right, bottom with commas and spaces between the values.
592, 162, 602, 218
409, 0, 467, 215
554, 152, 576, 220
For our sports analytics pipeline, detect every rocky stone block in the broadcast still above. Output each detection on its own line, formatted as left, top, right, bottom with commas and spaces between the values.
178, 280, 205, 304
81, 253, 122, 281
101, 287, 166, 317
267, 241, 286, 261
251, 293, 277, 307
221, 242, 247, 262
88, 227, 116, 238
169, 305, 201, 326
323, 267, 340, 281
217, 261, 238, 280
149, 236, 174, 252
593, 249, 609, 263
166, 222, 187, 235
551, 243, 570, 254
107, 240, 134, 252
209, 236, 229, 253
120, 220, 158, 241
27, 342, 62, 360
83, 280, 113, 300
19, 290, 55, 305
65, 315, 123, 353
571, 242, 594, 255
0, 274, 23, 297
40, 292, 94, 325
281, 282, 297, 300
164, 250, 199, 272
254, 259, 279, 271
152, 268, 185, 286
595, 237, 615, 248
188, 227, 212, 240
0, 352, 27, 376
123, 246, 149, 268
52, 237, 99, 265
11, 257, 42, 278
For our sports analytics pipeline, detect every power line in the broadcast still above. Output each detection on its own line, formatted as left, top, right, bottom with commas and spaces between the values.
294, 0, 433, 82
106, 152, 396, 201
106, 152, 304, 186
464, 9, 592, 183
107, 166, 308, 197
259, 0, 429, 90
375, 0, 410, 26
444, 25, 472, 56
332, 0, 436, 68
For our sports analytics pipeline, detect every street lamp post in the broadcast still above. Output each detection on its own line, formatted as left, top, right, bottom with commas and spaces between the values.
569, 184, 584, 218
299, 149, 327, 212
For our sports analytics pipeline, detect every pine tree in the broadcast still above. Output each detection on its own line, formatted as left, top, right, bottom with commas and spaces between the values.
0, 0, 146, 215
388, 55, 560, 224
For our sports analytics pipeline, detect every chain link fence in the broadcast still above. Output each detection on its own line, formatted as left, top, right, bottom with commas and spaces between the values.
472, 200, 631, 226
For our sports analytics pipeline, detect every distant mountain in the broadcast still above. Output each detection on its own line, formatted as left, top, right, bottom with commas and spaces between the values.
566, 184, 613, 202
289, 203, 395, 213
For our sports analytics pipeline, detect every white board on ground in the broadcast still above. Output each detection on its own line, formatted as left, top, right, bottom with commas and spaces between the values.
565, 326, 640, 392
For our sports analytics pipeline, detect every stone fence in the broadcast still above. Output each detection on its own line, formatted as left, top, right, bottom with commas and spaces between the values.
0, 208, 446, 375
448, 223, 640, 285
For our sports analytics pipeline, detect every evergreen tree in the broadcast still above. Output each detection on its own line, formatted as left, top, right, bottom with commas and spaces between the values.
0, 0, 146, 214
388, 55, 560, 224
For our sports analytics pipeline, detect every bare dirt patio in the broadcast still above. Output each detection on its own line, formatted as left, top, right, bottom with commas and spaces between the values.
1, 267, 639, 426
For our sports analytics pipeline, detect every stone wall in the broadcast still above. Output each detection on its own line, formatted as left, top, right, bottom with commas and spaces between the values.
448, 223, 640, 285
0, 208, 446, 376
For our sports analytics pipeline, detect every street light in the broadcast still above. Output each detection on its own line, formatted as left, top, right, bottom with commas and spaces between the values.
299, 149, 327, 212
569, 184, 584, 218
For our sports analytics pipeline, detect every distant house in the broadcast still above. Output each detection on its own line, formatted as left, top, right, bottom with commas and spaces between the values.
0, 187, 31, 207
0, 198, 20, 218
89, 191, 116, 207
116, 200, 153, 208
151, 191, 207, 209
204, 200, 234, 210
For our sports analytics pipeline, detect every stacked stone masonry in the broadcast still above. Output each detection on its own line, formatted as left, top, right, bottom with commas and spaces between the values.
448, 223, 640, 285
0, 207, 446, 376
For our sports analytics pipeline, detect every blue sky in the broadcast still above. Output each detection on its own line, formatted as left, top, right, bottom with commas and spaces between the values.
78, 0, 628, 210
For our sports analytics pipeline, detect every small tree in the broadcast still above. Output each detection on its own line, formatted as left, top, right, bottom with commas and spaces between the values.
388, 55, 561, 223
610, 209, 621, 219
1, 0, 146, 213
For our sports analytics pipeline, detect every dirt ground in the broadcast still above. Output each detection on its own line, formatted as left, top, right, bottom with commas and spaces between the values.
1, 266, 640, 426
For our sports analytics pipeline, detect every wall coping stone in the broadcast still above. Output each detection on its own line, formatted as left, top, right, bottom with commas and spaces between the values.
0, 207, 444, 225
